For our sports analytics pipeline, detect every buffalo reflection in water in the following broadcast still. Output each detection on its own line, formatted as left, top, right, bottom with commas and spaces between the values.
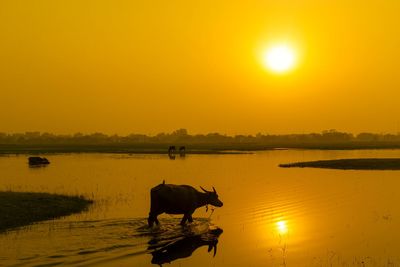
149, 227, 223, 266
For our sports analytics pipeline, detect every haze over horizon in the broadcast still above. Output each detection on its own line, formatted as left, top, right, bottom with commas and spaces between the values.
1, 1, 400, 135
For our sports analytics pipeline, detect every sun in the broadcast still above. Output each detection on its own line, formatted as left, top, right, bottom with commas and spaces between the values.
263, 45, 296, 73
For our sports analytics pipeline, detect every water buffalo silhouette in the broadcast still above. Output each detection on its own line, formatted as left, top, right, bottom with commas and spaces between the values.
148, 181, 223, 227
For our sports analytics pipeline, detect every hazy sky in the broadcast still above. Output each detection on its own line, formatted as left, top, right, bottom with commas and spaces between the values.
1, 1, 400, 135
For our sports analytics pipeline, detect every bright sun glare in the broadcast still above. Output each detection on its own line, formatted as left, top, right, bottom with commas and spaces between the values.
276, 220, 288, 234
263, 45, 296, 73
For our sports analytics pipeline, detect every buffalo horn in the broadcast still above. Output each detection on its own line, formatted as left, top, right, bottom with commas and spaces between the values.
200, 186, 209, 193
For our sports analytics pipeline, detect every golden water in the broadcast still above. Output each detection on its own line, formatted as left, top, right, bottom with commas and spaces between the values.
1, 150, 400, 266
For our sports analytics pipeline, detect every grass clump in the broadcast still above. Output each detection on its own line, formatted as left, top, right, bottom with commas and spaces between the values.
0, 191, 92, 232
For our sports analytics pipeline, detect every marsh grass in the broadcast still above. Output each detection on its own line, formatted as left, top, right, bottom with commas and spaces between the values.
279, 158, 400, 170
0, 191, 92, 232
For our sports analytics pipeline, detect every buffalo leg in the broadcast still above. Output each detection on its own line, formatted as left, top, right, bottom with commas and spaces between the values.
188, 214, 193, 223
148, 213, 159, 227
148, 213, 154, 227
149, 190, 164, 227
180, 214, 189, 225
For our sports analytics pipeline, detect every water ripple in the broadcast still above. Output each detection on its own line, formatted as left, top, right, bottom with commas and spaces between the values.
0, 218, 216, 267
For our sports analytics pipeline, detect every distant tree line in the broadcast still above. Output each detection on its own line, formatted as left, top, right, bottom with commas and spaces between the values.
1, 129, 400, 149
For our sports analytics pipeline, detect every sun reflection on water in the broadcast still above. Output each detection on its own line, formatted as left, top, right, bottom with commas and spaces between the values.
276, 220, 288, 235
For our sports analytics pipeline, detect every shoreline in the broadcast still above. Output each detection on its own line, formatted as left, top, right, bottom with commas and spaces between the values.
1, 144, 400, 155
279, 158, 400, 170
0, 191, 93, 232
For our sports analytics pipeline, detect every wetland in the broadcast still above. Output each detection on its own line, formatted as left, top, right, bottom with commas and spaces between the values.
1, 149, 400, 266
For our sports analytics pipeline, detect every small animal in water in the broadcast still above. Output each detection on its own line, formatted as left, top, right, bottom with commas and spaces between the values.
28, 156, 50, 165
148, 180, 223, 227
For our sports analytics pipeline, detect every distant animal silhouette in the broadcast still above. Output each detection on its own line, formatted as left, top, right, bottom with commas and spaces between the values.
28, 156, 50, 166
150, 227, 223, 266
168, 146, 176, 155
179, 146, 186, 157
148, 181, 223, 227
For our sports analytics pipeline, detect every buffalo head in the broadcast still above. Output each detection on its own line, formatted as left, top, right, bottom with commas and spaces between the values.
200, 186, 223, 207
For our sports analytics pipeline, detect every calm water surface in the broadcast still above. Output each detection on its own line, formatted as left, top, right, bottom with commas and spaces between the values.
1, 150, 400, 266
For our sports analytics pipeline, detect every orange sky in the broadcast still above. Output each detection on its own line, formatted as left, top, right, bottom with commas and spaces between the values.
1, 1, 400, 135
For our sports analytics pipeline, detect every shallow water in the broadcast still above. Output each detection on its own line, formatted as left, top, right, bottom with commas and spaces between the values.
1, 150, 400, 266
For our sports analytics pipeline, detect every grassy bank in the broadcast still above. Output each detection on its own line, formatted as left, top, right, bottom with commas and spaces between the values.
0, 191, 92, 232
279, 158, 400, 170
